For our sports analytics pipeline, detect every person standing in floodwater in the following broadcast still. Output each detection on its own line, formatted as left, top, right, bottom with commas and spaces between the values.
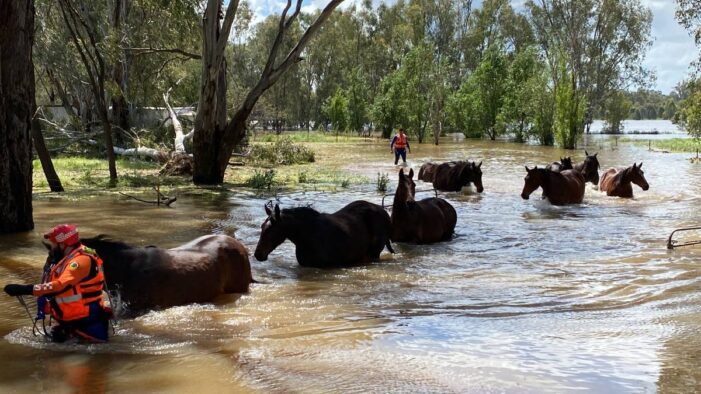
390, 128, 411, 165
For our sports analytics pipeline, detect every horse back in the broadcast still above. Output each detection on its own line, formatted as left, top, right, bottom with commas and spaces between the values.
433, 161, 465, 191
599, 168, 618, 192
418, 163, 438, 182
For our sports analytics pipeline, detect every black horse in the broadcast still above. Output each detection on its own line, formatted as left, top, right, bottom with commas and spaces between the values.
391, 168, 457, 243
546, 157, 573, 172
432, 160, 484, 192
254, 201, 394, 268
573, 151, 600, 185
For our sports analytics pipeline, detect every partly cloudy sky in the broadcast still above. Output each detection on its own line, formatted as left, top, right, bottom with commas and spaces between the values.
246, 0, 698, 93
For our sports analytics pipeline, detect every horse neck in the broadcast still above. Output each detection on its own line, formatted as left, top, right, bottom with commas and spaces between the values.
538, 170, 553, 194
393, 184, 412, 211
281, 211, 317, 245
614, 167, 632, 187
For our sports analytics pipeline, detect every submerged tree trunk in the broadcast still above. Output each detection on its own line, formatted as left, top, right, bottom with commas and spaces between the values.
0, 0, 35, 233
32, 117, 64, 192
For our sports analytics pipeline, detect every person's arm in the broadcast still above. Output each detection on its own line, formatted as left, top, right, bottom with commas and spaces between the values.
390, 136, 397, 151
32, 255, 92, 297
406, 138, 411, 152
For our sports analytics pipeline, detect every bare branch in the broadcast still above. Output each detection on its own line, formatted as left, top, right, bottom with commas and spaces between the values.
125, 47, 202, 59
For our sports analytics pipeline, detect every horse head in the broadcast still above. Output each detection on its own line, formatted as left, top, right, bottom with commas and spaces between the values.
582, 151, 600, 185
460, 161, 484, 193
629, 162, 649, 191
397, 168, 416, 202
521, 166, 543, 200
254, 201, 286, 261
560, 157, 573, 170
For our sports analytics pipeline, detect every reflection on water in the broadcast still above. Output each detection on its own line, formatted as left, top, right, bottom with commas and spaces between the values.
2, 137, 701, 392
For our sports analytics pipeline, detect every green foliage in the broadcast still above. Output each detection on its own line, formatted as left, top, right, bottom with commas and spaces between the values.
323, 88, 350, 134
346, 67, 371, 135
447, 45, 509, 140
554, 59, 587, 149
681, 80, 701, 138
247, 169, 277, 190
603, 90, 633, 134
298, 170, 309, 183
376, 172, 390, 193
249, 138, 316, 166
372, 70, 407, 139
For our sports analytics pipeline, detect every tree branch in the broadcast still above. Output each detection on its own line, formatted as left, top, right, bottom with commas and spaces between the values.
124, 47, 202, 59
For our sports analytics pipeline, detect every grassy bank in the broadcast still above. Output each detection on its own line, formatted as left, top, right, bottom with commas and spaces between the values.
251, 130, 379, 144
32, 140, 369, 197
623, 137, 701, 153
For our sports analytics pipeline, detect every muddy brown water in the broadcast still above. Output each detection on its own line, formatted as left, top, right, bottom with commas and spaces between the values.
2, 136, 701, 393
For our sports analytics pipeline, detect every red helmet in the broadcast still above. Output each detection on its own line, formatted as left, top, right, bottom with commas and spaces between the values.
44, 224, 80, 246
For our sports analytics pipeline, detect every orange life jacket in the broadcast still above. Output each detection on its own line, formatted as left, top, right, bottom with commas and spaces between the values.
394, 133, 407, 149
45, 246, 108, 322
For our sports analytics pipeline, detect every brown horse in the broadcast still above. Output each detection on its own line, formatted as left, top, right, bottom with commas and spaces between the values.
391, 169, 457, 243
254, 201, 394, 268
599, 162, 649, 198
418, 162, 439, 182
546, 157, 573, 172
432, 160, 484, 192
573, 151, 601, 185
70, 235, 253, 316
521, 166, 585, 205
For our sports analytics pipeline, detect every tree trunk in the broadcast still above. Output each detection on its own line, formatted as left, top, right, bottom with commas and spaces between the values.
110, 0, 130, 141
0, 0, 35, 233
32, 117, 64, 192
192, 0, 343, 185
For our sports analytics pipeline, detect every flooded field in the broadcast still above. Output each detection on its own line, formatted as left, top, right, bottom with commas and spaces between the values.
1, 136, 701, 393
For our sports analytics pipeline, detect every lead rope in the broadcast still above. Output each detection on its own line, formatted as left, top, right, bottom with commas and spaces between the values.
15, 296, 49, 338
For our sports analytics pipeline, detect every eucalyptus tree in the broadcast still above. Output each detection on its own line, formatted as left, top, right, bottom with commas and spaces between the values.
192, 0, 344, 184
1, 0, 36, 232
527, 0, 653, 137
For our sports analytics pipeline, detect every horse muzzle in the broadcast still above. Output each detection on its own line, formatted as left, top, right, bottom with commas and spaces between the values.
642, 184, 649, 191
521, 193, 529, 200
476, 185, 484, 193
253, 250, 268, 261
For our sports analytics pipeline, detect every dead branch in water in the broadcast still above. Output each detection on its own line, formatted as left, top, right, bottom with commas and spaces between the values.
118, 183, 176, 207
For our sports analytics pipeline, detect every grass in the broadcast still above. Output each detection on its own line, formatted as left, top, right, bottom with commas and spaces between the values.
32, 141, 369, 198
376, 172, 390, 193
248, 137, 315, 166
251, 130, 376, 143
623, 137, 701, 153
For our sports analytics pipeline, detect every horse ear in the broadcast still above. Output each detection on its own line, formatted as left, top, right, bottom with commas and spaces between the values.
408, 168, 414, 178
632, 162, 637, 169
525, 165, 530, 172
264, 202, 273, 216
585, 150, 589, 156
274, 204, 281, 220
477, 161, 482, 168
399, 168, 405, 179
638, 162, 643, 168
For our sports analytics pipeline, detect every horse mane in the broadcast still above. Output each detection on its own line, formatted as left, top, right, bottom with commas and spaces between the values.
81, 235, 137, 254
281, 206, 321, 220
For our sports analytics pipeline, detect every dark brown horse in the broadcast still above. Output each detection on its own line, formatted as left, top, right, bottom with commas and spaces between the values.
391, 169, 457, 243
418, 162, 439, 182
546, 157, 573, 172
70, 235, 253, 315
431, 160, 484, 192
254, 201, 394, 268
521, 166, 585, 205
573, 151, 600, 185
599, 162, 649, 198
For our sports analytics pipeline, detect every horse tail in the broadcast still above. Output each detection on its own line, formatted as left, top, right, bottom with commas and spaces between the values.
385, 239, 395, 254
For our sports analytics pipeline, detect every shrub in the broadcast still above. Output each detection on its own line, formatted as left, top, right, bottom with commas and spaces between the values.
340, 179, 350, 188
376, 172, 389, 193
298, 170, 308, 184
247, 169, 276, 190
249, 138, 315, 166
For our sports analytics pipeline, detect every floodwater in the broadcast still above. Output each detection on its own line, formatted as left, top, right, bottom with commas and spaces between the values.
2, 136, 701, 393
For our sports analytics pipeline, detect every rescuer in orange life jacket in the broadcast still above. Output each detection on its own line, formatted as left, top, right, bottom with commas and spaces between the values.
390, 128, 411, 165
4, 224, 112, 343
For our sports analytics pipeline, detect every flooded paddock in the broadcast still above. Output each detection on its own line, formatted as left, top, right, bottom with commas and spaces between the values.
2, 136, 701, 393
